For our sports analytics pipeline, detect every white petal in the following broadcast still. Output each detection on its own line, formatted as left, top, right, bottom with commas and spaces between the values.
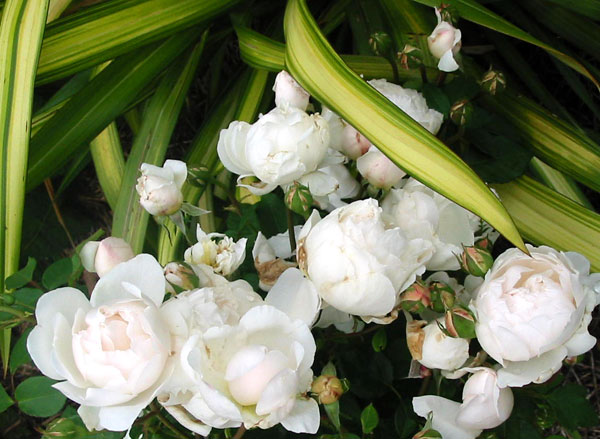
34, 287, 90, 326
91, 254, 165, 307
496, 347, 567, 388
266, 268, 321, 326
255, 368, 298, 415
412, 395, 481, 439
280, 398, 320, 434
163, 160, 188, 189
217, 121, 253, 176
163, 404, 213, 436
438, 50, 459, 72
27, 326, 62, 380
80, 241, 99, 273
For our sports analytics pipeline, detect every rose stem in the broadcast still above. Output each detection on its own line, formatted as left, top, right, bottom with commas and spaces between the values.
286, 208, 296, 254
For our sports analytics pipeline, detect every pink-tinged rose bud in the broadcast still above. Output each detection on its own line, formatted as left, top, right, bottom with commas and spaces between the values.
341, 125, 371, 159
80, 237, 134, 277
356, 147, 406, 189
427, 9, 461, 72
311, 375, 344, 404
460, 245, 494, 277
445, 306, 476, 339
400, 281, 431, 313
474, 236, 493, 252
136, 160, 187, 216
429, 281, 455, 313
273, 70, 310, 111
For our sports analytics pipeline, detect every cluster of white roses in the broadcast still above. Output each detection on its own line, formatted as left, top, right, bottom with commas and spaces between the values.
26, 61, 600, 439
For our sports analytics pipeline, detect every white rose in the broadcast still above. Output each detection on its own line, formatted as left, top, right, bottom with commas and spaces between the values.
160, 303, 319, 434
413, 367, 513, 439
217, 107, 329, 195
184, 225, 246, 276
252, 228, 300, 291
321, 106, 371, 159
296, 160, 360, 211
472, 245, 600, 387
297, 199, 433, 320
136, 159, 187, 216
80, 237, 134, 277
27, 255, 172, 432
427, 9, 462, 72
273, 70, 310, 111
382, 178, 481, 270
407, 318, 469, 371
356, 146, 406, 189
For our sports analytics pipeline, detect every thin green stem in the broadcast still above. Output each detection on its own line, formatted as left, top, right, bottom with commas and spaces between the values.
287, 208, 296, 255
155, 409, 190, 439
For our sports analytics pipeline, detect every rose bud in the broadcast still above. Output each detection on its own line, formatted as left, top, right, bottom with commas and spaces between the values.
273, 70, 310, 111
429, 281, 455, 313
427, 8, 461, 72
398, 44, 422, 70
163, 262, 196, 293
445, 305, 476, 339
80, 237, 134, 277
285, 181, 314, 217
449, 99, 473, 127
480, 68, 506, 95
459, 245, 494, 277
136, 159, 187, 216
400, 281, 431, 313
357, 147, 406, 189
311, 375, 344, 404
407, 319, 469, 371
414, 428, 442, 439
474, 236, 493, 252
420, 365, 432, 378
369, 32, 392, 57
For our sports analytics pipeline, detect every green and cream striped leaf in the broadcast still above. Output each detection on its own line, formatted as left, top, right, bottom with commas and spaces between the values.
493, 176, 600, 271
412, 0, 599, 88
90, 122, 125, 210
27, 29, 201, 192
112, 36, 206, 254
37, 0, 241, 84
284, 0, 526, 251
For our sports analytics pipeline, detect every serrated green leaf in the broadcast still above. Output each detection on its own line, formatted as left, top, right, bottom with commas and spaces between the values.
0, 384, 13, 413
547, 384, 599, 430
371, 328, 387, 352
421, 84, 450, 116
361, 403, 379, 434
42, 257, 73, 290
492, 176, 600, 270
9, 327, 32, 374
324, 400, 341, 432
5, 257, 36, 290
411, 0, 599, 88
284, 0, 526, 251
15, 376, 66, 417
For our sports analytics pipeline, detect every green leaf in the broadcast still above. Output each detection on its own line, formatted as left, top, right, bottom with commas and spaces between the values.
27, 28, 202, 192
371, 328, 387, 352
9, 328, 32, 374
180, 203, 210, 217
0, 0, 49, 315
284, 0, 526, 252
5, 257, 36, 290
15, 376, 66, 417
0, 384, 13, 414
547, 384, 599, 430
324, 400, 342, 432
544, 0, 600, 20
529, 158, 592, 209
42, 257, 73, 290
411, 0, 599, 88
89, 122, 125, 211
492, 176, 600, 270
360, 403, 379, 434
321, 361, 337, 376
112, 34, 206, 253
37, 0, 243, 84
421, 84, 450, 117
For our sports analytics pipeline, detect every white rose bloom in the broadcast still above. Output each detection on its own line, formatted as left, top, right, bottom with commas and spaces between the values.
472, 245, 600, 387
321, 106, 370, 159
252, 228, 300, 291
297, 160, 360, 211
413, 367, 513, 439
427, 9, 462, 72
407, 318, 469, 371
217, 107, 329, 195
297, 199, 433, 320
184, 225, 246, 276
356, 146, 406, 189
382, 178, 480, 270
136, 159, 187, 216
27, 255, 172, 432
273, 70, 310, 111
160, 302, 319, 434
80, 237, 134, 277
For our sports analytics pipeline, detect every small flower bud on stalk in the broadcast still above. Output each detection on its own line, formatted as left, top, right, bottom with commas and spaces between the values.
449, 99, 473, 126
369, 32, 393, 57
459, 244, 494, 277
444, 305, 476, 339
419, 365, 432, 378
285, 182, 314, 217
400, 281, 431, 313
311, 375, 344, 404
429, 281, 455, 313
474, 236, 493, 252
480, 68, 506, 95
398, 44, 422, 70
413, 428, 443, 439
80, 237, 135, 278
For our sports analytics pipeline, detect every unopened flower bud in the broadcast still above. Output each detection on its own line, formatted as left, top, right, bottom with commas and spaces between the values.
398, 44, 422, 70
474, 236, 493, 252
429, 281, 455, 313
341, 125, 371, 159
450, 99, 473, 126
400, 281, 431, 313
445, 306, 476, 339
419, 365, 432, 378
414, 428, 443, 439
273, 70, 310, 111
136, 160, 186, 216
311, 375, 344, 404
480, 68, 506, 95
80, 237, 135, 277
285, 181, 314, 217
460, 245, 494, 277
369, 32, 392, 57
164, 262, 196, 293
427, 8, 461, 72
357, 147, 406, 189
